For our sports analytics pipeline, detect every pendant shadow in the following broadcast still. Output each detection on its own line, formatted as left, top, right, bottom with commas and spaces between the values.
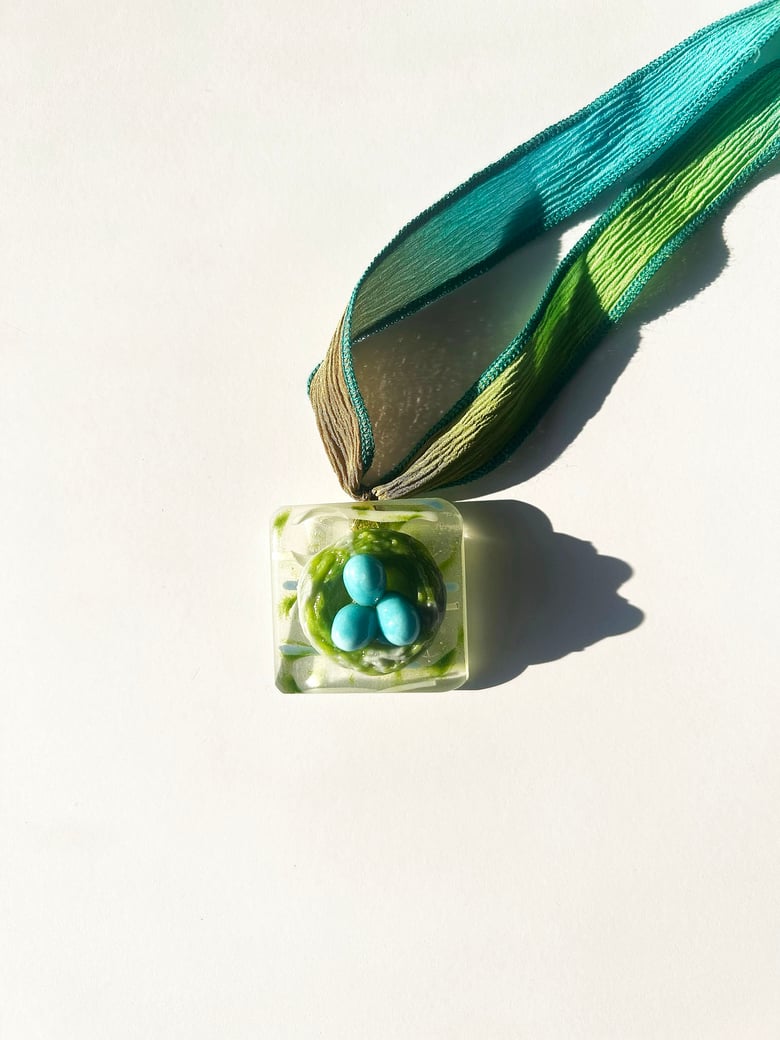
455, 500, 643, 689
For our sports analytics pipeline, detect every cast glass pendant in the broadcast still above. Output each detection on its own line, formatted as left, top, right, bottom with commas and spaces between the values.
270, 499, 467, 692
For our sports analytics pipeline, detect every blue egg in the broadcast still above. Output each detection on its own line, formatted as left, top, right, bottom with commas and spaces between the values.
376, 593, 420, 647
331, 603, 378, 652
343, 554, 386, 607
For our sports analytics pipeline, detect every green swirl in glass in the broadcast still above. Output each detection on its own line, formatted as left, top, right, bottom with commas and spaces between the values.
298, 528, 446, 675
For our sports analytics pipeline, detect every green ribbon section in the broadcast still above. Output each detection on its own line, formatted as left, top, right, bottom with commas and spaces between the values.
309, 2, 780, 499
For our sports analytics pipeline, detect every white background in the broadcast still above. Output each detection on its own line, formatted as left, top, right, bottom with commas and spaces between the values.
3, 2, 780, 1037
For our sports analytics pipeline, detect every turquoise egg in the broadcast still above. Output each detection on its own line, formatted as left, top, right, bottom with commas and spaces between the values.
376, 593, 420, 647
330, 603, 378, 652
343, 553, 386, 607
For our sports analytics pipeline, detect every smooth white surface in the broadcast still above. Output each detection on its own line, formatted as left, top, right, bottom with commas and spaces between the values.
2, 2, 779, 1037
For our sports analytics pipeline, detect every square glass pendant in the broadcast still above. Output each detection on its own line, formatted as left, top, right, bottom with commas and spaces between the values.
270, 499, 468, 692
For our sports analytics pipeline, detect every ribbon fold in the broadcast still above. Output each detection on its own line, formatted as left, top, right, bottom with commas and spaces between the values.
309, 1, 780, 499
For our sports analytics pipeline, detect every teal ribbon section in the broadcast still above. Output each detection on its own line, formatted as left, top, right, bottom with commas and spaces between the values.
310, 1, 780, 497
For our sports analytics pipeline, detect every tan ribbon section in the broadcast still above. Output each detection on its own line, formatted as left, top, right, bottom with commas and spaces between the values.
308, 313, 372, 499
